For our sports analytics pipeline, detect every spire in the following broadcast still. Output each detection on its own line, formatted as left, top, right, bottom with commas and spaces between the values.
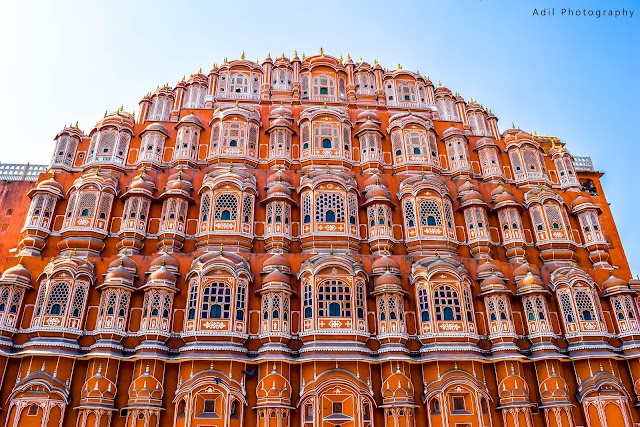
241, 51, 245, 60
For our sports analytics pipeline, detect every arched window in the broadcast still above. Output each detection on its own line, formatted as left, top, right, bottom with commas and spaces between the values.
419, 200, 442, 227
201, 282, 231, 320
46, 282, 69, 316
214, 194, 238, 221
315, 193, 345, 223
229, 73, 249, 94
303, 281, 313, 319
318, 280, 351, 317
418, 287, 430, 321
312, 75, 336, 99
433, 285, 461, 321
322, 138, 332, 149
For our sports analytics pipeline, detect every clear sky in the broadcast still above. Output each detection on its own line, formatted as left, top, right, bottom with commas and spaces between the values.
1, 0, 638, 271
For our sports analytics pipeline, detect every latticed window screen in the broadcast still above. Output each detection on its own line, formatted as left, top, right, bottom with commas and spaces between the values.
45, 282, 70, 315
271, 68, 292, 91
229, 73, 249, 94
303, 281, 313, 318
75, 192, 98, 218
183, 84, 206, 108
0, 288, 9, 314
530, 206, 545, 232
313, 123, 339, 149
404, 131, 426, 155
544, 204, 565, 231
222, 122, 247, 148
200, 194, 212, 222
242, 195, 253, 223
69, 285, 87, 319
301, 75, 309, 99
338, 77, 346, 100
235, 283, 247, 321
428, 133, 439, 162
201, 282, 232, 319
463, 287, 474, 323
355, 73, 375, 94
248, 124, 259, 150
302, 194, 312, 223
391, 131, 403, 156
396, 82, 416, 102
559, 291, 576, 323
34, 284, 46, 317
312, 75, 336, 98
348, 194, 357, 225
342, 127, 351, 155
356, 282, 365, 319
575, 289, 597, 321
403, 200, 417, 227
433, 285, 461, 321
214, 194, 238, 221
118, 292, 129, 318
318, 280, 351, 317
468, 113, 488, 136
522, 148, 541, 172
155, 96, 172, 121
509, 150, 524, 174
419, 200, 442, 227
315, 193, 345, 223
187, 281, 198, 320
97, 194, 113, 221
418, 287, 430, 321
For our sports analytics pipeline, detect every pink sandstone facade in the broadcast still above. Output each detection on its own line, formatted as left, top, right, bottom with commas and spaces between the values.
0, 50, 636, 427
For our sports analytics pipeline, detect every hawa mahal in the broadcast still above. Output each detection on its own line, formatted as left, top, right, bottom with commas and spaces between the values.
0, 50, 636, 427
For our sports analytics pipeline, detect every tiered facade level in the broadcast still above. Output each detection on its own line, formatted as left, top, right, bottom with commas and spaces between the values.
0, 50, 637, 427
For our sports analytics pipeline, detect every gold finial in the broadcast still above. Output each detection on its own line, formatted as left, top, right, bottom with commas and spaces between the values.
224, 57, 228, 63
326, 164, 331, 174
512, 122, 516, 129
95, 166, 102, 175
104, 110, 107, 118
339, 54, 343, 62
359, 56, 363, 62
256, 58, 259, 64
319, 46, 324, 56
294, 50, 298, 57
241, 51, 245, 60
347, 53, 351, 60
267, 52, 271, 58
302, 52, 306, 60
323, 102, 327, 109
438, 81, 442, 87
416, 69, 420, 75
435, 251, 440, 258
329, 245, 334, 255
229, 164, 234, 172
373, 58, 378, 65
407, 109, 412, 115
235, 100, 240, 107
75, 121, 78, 128
18, 257, 23, 265
219, 243, 224, 255
397, 63, 402, 69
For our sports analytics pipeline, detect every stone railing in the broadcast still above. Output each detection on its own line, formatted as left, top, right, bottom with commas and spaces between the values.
574, 156, 595, 172
0, 163, 48, 181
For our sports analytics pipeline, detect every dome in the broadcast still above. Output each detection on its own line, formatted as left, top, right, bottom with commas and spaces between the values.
126, 171, 156, 196
363, 173, 385, 190
457, 179, 475, 196
263, 253, 291, 274
270, 105, 293, 119
94, 110, 135, 131
513, 260, 540, 279
1, 260, 32, 287
147, 265, 177, 285
104, 264, 134, 283
435, 86, 453, 96
150, 252, 179, 272
263, 269, 290, 285
516, 271, 544, 294
374, 271, 402, 288
382, 367, 414, 405
365, 185, 392, 202
480, 273, 508, 293
36, 174, 64, 195
256, 364, 292, 404
442, 126, 464, 139
515, 130, 533, 141
372, 255, 400, 275
356, 109, 380, 123
602, 273, 629, 296
266, 170, 293, 186
477, 259, 498, 278
266, 183, 292, 198
460, 189, 485, 206
140, 122, 169, 137
356, 119, 381, 134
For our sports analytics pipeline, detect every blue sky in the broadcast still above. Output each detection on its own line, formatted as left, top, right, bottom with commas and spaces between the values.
1, 0, 638, 272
